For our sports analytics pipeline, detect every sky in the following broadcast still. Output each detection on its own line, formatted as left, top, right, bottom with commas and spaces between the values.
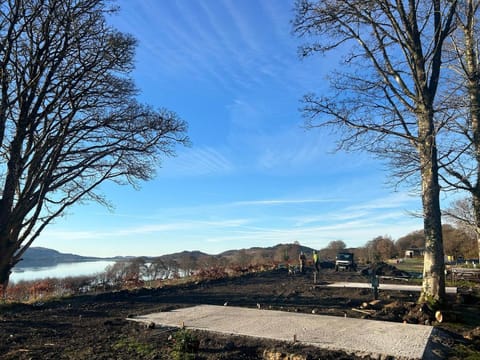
35, 0, 427, 257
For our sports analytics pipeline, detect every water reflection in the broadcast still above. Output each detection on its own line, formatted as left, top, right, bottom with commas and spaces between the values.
11, 261, 115, 283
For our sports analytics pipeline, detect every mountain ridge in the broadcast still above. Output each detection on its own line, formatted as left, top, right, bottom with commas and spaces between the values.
15, 243, 317, 269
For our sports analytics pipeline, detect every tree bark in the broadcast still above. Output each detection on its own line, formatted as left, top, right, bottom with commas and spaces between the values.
473, 195, 480, 261
418, 113, 446, 303
463, 0, 480, 261
0, 235, 16, 291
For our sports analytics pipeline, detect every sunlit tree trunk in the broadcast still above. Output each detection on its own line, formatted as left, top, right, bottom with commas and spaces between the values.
463, 0, 480, 261
418, 116, 445, 302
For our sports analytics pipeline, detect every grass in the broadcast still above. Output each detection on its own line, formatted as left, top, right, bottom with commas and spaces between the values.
390, 258, 480, 287
112, 337, 158, 358
394, 257, 424, 274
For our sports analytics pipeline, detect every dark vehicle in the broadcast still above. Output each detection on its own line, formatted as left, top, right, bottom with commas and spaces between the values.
335, 252, 357, 272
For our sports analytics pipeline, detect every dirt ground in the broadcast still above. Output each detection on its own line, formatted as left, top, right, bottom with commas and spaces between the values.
1, 268, 479, 359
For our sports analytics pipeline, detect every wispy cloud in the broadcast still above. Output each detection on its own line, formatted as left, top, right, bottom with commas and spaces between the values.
202, 217, 421, 249
346, 193, 417, 211
161, 146, 234, 176
225, 97, 337, 174
111, 1, 306, 94
43, 218, 252, 241
230, 198, 339, 207
250, 125, 341, 173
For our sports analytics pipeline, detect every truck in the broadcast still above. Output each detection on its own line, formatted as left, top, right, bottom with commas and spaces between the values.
335, 252, 357, 272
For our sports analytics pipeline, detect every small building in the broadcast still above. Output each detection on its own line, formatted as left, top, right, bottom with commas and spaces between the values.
405, 248, 425, 258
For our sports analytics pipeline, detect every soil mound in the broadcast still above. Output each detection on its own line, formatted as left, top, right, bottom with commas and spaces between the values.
360, 262, 411, 278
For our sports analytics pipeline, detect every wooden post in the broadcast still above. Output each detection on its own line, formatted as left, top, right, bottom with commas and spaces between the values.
371, 275, 379, 300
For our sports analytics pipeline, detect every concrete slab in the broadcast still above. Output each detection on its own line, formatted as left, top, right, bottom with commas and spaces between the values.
324, 282, 457, 294
129, 305, 437, 359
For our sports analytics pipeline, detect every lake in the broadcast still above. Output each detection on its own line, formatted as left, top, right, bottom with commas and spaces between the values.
10, 261, 115, 284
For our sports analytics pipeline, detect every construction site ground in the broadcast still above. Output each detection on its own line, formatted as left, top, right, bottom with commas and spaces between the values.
130, 304, 440, 359
1, 267, 480, 359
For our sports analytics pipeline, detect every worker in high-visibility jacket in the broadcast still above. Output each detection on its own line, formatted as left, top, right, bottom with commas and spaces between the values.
312, 251, 319, 273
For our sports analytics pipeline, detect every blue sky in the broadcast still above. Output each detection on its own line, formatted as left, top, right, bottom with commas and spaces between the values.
35, 0, 425, 257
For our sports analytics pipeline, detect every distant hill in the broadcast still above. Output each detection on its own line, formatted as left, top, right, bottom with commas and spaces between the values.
148, 243, 317, 269
15, 247, 106, 268
14, 243, 317, 269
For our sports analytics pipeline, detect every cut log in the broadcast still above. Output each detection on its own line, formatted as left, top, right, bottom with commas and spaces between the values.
435, 310, 443, 323
352, 308, 375, 315
435, 310, 457, 323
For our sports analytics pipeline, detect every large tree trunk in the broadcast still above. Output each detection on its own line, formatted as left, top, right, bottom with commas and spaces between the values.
0, 238, 16, 292
464, 0, 480, 261
473, 195, 480, 261
418, 114, 446, 304
0, 259, 13, 293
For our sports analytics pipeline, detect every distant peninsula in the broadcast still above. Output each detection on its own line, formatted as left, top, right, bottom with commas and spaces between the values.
14, 243, 318, 270
14, 247, 116, 269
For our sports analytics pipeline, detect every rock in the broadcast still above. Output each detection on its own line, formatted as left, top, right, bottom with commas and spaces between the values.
145, 322, 155, 329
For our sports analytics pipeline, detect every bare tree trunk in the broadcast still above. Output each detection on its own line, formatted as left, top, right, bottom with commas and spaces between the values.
464, 0, 480, 261
473, 195, 480, 260
0, 241, 15, 291
418, 114, 446, 303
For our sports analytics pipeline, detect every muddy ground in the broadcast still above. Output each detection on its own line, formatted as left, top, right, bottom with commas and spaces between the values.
1, 268, 479, 359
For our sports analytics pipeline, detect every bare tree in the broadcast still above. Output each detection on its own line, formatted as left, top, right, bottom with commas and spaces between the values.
0, 0, 188, 289
319, 240, 347, 260
365, 236, 397, 262
436, 0, 480, 261
395, 229, 426, 254
293, 0, 457, 303
443, 223, 477, 259
444, 197, 476, 231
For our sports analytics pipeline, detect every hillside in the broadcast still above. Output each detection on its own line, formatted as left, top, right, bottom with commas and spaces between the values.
15, 247, 104, 268
150, 243, 317, 269
14, 243, 316, 269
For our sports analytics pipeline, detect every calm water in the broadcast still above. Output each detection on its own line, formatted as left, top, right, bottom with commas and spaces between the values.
10, 261, 115, 284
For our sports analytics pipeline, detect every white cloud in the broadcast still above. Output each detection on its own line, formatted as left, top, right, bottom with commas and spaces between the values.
161, 146, 234, 176
347, 192, 418, 211
254, 128, 340, 172
231, 198, 339, 207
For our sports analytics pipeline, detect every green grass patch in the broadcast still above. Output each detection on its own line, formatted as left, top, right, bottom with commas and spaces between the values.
112, 337, 158, 358
395, 258, 424, 273
170, 329, 199, 360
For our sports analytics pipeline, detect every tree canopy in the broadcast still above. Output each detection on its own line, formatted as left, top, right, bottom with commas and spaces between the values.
293, 0, 458, 303
0, 0, 188, 288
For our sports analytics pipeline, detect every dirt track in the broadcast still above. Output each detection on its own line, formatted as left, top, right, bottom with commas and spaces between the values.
0, 268, 478, 359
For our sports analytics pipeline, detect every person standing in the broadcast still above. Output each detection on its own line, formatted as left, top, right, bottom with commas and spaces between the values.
299, 251, 306, 274
312, 250, 319, 273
